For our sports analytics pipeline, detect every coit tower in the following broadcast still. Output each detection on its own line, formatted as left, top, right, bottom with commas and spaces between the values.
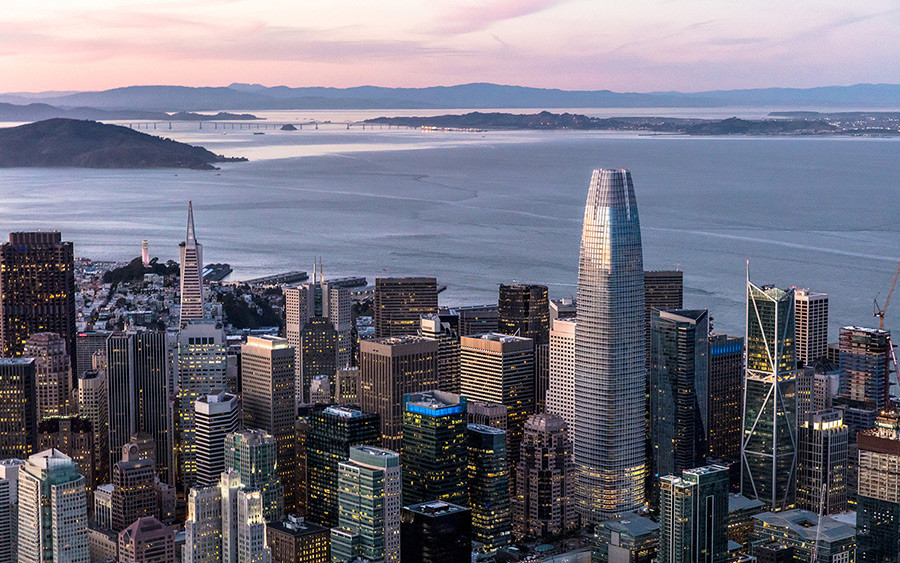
573, 169, 647, 522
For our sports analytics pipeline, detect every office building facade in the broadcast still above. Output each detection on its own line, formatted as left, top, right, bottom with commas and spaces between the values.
0, 358, 37, 459
794, 290, 828, 367
467, 423, 511, 550
796, 409, 848, 515
24, 331, 72, 420
224, 429, 283, 523
194, 390, 240, 487
708, 335, 744, 461
400, 501, 472, 563
546, 317, 576, 431
374, 277, 438, 338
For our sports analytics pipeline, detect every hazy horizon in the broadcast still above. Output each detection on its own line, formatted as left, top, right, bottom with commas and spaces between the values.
4, 1, 899, 93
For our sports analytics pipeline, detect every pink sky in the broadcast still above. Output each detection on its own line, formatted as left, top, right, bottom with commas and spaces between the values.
2, 0, 898, 92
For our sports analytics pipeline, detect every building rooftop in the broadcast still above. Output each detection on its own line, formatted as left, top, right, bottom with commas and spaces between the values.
752, 510, 856, 543
405, 500, 469, 517
0, 357, 35, 366
468, 332, 531, 343
600, 512, 660, 537
729, 493, 766, 513
404, 390, 465, 414
323, 405, 368, 419
268, 515, 329, 536
349, 445, 400, 468
468, 423, 506, 435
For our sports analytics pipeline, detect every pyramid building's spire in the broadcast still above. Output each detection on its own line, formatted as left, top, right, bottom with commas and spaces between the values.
186, 200, 197, 245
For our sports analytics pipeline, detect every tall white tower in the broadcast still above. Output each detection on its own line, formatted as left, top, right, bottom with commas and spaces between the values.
573, 169, 647, 523
141, 239, 150, 267
180, 201, 205, 327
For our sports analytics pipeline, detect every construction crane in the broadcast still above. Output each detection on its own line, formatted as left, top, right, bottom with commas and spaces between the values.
874, 261, 900, 393
874, 261, 900, 331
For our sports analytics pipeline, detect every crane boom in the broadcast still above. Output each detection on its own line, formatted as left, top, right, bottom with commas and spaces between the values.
874, 262, 900, 331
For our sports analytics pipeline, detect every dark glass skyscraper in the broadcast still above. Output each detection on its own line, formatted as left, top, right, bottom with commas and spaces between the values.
574, 169, 647, 522
659, 465, 729, 563
0, 358, 36, 459
741, 280, 798, 512
0, 232, 76, 375
708, 334, 744, 462
650, 309, 710, 491
468, 423, 511, 549
401, 391, 468, 506
373, 277, 438, 338
498, 283, 549, 344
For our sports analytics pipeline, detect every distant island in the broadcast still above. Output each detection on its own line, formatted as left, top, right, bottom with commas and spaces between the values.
0, 118, 248, 170
363, 111, 900, 136
0, 102, 260, 123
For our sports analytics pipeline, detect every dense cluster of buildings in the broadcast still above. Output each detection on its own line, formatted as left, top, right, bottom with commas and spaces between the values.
0, 171, 897, 563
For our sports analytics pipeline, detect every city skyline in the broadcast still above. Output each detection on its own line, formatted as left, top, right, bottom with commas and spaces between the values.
3, 1, 899, 92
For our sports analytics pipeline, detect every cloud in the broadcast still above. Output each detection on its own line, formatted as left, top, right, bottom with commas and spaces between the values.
432, 0, 573, 35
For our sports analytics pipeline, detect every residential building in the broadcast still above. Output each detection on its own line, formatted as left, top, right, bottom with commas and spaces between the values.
401, 390, 467, 506
794, 290, 829, 367
330, 446, 401, 563
0, 459, 25, 562
574, 170, 648, 522
467, 423, 511, 550
400, 501, 472, 563
839, 326, 892, 410
374, 277, 438, 338
359, 336, 439, 451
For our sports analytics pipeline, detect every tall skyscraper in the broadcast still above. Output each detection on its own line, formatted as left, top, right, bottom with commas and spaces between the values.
514, 413, 578, 538
106, 330, 173, 484
195, 390, 240, 487
498, 283, 550, 343
77, 369, 109, 485
0, 358, 36, 459
455, 304, 499, 336
419, 314, 461, 394
707, 334, 744, 462
284, 279, 352, 403
75, 330, 109, 380
118, 516, 176, 563
306, 406, 380, 528
856, 411, 900, 561
374, 277, 438, 338
839, 326, 892, 410
644, 270, 684, 371
546, 317, 577, 431
241, 335, 297, 514
796, 409, 848, 515
112, 442, 158, 532
794, 290, 828, 367
0, 459, 25, 562
650, 309, 710, 485
498, 283, 550, 412
659, 465, 729, 563
17, 449, 89, 563
330, 446, 401, 563
0, 231, 76, 376
741, 281, 799, 512
460, 332, 534, 490
224, 429, 283, 523
467, 423, 511, 550
183, 485, 223, 563
220, 469, 273, 563
400, 501, 472, 563
401, 390, 468, 506
24, 332, 72, 419
176, 319, 227, 488
179, 201, 205, 327
37, 417, 96, 493
574, 169, 647, 522
359, 335, 439, 451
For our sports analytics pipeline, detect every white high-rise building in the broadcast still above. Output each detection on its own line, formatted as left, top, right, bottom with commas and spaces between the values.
0, 458, 24, 563
794, 289, 829, 367
573, 169, 647, 523
77, 370, 109, 483
180, 201, 205, 327
330, 446, 401, 563
177, 319, 227, 488
18, 449, 89, 563
220, 469, 271, 563
183, 485, 223, 563
195, 391, 240, 487
546, 317, 577, 431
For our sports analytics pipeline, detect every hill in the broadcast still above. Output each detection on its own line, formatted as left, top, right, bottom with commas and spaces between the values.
0, 102, 260, 122
0, 118, 247, 169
